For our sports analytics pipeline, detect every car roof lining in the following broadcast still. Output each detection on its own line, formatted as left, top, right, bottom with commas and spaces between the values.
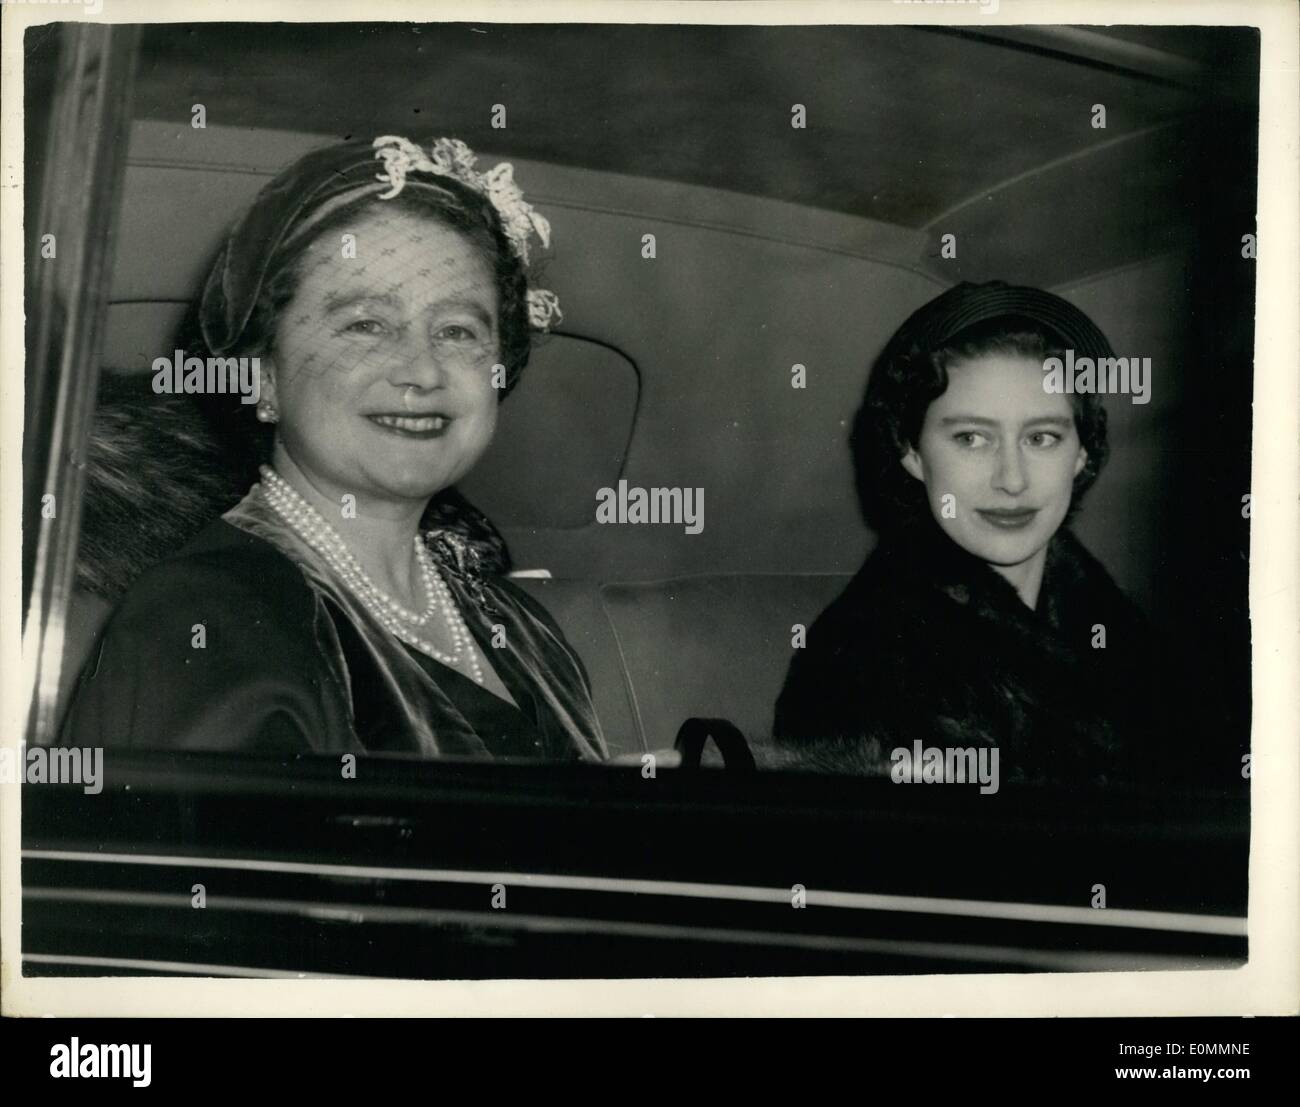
114, 23, 1253, 238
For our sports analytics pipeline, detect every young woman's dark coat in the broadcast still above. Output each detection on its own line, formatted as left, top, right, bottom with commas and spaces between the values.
773, 519, 1173, 787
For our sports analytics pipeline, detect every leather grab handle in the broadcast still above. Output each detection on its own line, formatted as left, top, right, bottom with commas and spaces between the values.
673, 717, 757, 772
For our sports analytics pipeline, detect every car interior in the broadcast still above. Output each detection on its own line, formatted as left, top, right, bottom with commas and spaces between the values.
19, 22, 1258, 976
35, 23, 1258, 763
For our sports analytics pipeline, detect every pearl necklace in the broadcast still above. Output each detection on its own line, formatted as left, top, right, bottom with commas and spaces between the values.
258, 466, 484, 684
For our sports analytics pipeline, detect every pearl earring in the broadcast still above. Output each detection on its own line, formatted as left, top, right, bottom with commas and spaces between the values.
256, 401, 279, 424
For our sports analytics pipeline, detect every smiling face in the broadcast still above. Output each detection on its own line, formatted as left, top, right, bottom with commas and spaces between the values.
259, 206, 501, 508
901, 352, 1087, 571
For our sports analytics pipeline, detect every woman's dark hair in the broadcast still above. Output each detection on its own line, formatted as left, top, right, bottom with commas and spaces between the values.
852, 313, 1110, 533
181, 173, 533, 487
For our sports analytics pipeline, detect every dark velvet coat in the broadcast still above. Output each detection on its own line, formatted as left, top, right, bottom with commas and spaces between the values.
62, 498, 608, 760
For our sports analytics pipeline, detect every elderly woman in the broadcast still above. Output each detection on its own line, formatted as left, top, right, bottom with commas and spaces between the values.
773, 281, 1162, 786
62, 135, 606, 761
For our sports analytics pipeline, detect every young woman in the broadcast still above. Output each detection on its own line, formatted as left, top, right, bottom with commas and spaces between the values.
773, 281, 1160, 787
62, 135, 606, 761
